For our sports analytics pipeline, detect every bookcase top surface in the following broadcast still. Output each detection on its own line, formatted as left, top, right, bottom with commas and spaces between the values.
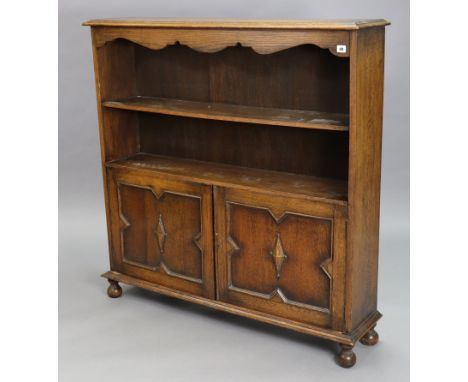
82, 18, 390, 30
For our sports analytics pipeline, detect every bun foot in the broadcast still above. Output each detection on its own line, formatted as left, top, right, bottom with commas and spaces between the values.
107, 280, 122, 298
360, 326, 379, 346
336, 345, 356, 368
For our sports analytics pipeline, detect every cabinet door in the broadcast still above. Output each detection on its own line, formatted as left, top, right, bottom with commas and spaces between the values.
215, 187, 346, 329
107, 167, 215, 299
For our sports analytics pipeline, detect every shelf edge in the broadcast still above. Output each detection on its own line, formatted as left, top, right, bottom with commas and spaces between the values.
103, 99, 349, 132
106, 157, 348, 206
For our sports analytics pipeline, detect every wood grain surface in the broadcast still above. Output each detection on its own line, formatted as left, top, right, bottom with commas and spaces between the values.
85, 20, 389, 367
83, 18, 390, 30
103, 97, 349, 131
107, 153, 348, 205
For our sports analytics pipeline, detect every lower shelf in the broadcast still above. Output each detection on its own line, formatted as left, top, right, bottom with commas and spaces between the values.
106, 153, 348, 205
102, 270, 381, 346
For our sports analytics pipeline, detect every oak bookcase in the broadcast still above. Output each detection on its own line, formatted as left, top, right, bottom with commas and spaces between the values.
84, 18, 390, 367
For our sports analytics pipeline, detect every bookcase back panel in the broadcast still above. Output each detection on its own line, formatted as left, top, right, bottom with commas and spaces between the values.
134, 43, 349, 113
139, 113, 348, 180
95, 39, 350, 114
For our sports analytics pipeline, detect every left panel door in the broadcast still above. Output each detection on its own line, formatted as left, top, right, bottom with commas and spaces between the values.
106, 167, 215, 299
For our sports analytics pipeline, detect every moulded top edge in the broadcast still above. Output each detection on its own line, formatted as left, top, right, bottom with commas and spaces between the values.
82, 18, 391, 30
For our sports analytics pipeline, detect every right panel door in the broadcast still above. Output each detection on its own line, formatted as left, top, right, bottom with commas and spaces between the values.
215, 187, 347, 329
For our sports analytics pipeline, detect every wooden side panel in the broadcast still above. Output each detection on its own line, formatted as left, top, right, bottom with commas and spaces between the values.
215, 187, 347, 329
107, 166, 215, 299
346, 28, 385, 331
95, 38, 137, 101
89, 30, 139, 272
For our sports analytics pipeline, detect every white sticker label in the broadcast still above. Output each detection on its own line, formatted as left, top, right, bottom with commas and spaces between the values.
336, 45, 347, 53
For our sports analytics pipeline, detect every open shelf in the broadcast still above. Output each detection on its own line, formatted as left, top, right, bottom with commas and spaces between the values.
103, 97, 349, 131
107, 153, 348, 205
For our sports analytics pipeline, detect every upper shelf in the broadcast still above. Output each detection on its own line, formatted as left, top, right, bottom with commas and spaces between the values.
103, 97, 349, 132
83, 18, 390, 30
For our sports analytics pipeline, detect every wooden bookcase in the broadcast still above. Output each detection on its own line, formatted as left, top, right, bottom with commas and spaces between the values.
83, 18, 390, 367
